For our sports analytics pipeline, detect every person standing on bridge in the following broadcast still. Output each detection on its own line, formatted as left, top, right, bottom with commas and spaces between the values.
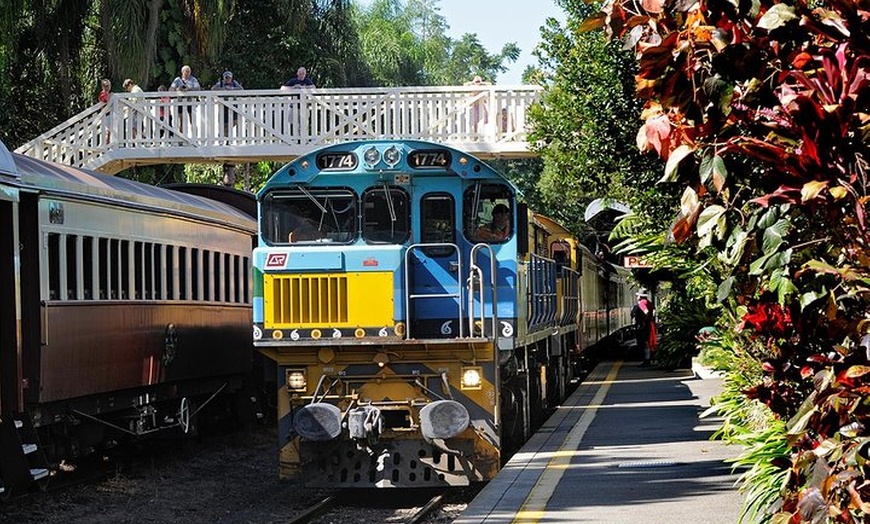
280, 67, 315, 136
464, 75, 491, 134
170, 65, 201, 134
122, 78, 144, 139
212, 71, 244, 138
282, 67, 315, 89
98, 79, 112, 144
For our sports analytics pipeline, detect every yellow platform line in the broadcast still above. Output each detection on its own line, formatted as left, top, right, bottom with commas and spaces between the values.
511, 360, 623, 524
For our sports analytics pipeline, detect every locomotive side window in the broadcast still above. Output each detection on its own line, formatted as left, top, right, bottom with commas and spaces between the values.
420, 193, 455, 256
551, 241, 570, 272
362, 186, 410, 244
463, 183, 513, 244
261, 189, 357, 245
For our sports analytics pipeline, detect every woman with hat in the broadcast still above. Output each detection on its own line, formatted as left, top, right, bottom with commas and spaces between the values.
632, 290, 657, 367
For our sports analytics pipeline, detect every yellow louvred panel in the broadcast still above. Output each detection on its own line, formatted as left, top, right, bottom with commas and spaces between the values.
264, 272, 394, 328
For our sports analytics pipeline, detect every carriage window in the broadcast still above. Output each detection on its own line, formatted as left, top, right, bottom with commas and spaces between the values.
203, 250, 211, 301
83, 236, 94, 300
233, 254, 241, 303
120, 240, 130, 299
154, 244, 164, 300
144, 243, 153, 300
48, 233, 60, 300
110, 239, 120, 299
463, 184, 513, 244
191, 248, 200, 300
66, 235, 78, 300
166, 245, 175, 300
261, 188, 357, 244
243, 256, 250, 303
98, 238, 109, 299
134, 241, 143, 299
420, 194, 455, 256
213, 251, 221, 302
362, 186, 410, 244
178, 247, 188, 300
225, 253, 232, 303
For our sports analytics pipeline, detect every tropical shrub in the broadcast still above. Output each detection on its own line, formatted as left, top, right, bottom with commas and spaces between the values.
583, 0, 870, 521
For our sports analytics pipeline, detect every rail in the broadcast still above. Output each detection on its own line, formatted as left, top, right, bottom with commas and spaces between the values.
15, 85, 543, 174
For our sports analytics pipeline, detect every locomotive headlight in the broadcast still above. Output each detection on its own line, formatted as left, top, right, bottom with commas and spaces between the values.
383, 146, 401, 167
286, 369, 307, 392
461, 367, 483, 390
363, 146, 381, 167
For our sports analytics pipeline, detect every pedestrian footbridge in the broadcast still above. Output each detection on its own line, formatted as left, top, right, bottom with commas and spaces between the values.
15, 85, 542, 174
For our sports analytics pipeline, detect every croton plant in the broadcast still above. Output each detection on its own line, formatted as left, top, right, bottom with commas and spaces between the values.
582, 0, 869, 521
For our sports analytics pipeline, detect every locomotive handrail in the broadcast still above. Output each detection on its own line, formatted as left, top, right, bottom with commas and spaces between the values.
404, 243, 463, 340
15, 85, 543, 174
468, 243, 498, 343
528, 254, 558, 332
559, 267, 580, 326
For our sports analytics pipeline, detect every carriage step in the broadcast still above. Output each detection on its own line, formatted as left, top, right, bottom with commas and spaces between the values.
30, 468, 49, 481
22, 443, 37, 455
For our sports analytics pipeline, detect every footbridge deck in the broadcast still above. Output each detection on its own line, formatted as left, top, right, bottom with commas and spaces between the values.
15, 85, 542, 174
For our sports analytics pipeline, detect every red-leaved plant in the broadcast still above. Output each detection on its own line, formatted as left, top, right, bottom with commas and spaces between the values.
582, 0, 870, 520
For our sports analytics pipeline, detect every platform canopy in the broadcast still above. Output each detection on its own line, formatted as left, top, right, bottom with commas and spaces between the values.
584, 198, 630, 223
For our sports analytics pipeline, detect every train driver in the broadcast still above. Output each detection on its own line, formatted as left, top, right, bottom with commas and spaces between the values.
475, 203, 511, 242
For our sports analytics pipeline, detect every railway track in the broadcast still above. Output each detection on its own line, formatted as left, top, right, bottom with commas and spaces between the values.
288, 490, 449, 524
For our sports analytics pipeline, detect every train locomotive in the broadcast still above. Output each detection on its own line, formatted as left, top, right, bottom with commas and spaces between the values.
0, 139, 257, 497
253, 140, 634, 488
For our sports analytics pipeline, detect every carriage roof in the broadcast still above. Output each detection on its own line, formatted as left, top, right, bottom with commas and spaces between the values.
6, 152, 255, 232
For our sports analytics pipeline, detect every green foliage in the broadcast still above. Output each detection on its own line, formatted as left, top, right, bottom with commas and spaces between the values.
527, 8, 665, 238
353, 0, 518, 86
654, 279, 719, 369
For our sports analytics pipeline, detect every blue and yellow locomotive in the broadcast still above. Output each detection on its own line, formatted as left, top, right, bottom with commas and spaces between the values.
253, 140, 633, 488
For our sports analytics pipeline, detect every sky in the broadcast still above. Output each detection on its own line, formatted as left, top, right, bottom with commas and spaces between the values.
357, 0, 567, 85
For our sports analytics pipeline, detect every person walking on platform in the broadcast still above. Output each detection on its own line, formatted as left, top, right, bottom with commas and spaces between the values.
632, 290, 657, 366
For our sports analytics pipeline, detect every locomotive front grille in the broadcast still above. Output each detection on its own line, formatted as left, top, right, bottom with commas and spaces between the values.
269, 275, 348, 324
263, 271, 395, 329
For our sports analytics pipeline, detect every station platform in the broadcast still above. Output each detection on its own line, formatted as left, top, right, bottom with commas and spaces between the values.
456, 360, 744, 524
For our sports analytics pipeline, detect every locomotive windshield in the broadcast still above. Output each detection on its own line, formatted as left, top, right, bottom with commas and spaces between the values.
362, 185, 410, 244
261, 188, 356, 244
464, 183, 514, 243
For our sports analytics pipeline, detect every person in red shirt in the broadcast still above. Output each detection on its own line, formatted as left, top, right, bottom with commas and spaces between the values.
98, 79, 112, 143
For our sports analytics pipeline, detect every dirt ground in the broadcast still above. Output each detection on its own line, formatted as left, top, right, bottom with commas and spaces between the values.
0, 424, 331, 524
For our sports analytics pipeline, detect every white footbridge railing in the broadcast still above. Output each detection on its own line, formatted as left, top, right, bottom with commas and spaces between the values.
15, 85, 542, 174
